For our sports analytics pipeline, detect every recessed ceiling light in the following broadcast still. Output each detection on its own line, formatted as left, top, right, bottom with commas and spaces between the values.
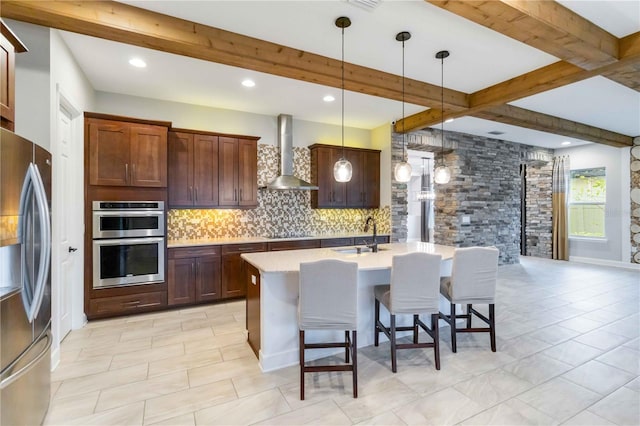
128, 58, 147, 68
323, 95, 335, 102
241, 79, 256, 88
445, 118, 454, 123
561, 141, 572, 146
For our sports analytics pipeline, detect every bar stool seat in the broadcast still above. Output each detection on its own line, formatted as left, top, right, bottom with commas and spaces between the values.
374, 252, 442, 372
298, 259, 359, 400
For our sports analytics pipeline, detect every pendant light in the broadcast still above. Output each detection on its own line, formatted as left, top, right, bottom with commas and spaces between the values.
394, 31, 412, 183
416, 157, 435, 201
434, 50, 451, 184
333, 16, 353, 183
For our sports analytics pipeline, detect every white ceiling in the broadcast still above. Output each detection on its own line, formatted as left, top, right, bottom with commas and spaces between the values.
58, 0, 640, 149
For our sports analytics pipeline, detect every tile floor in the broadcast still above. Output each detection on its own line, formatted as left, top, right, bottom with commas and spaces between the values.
46, 256, 639, 425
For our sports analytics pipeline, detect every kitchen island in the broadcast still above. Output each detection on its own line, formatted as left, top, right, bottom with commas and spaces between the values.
241, 242, 455, 372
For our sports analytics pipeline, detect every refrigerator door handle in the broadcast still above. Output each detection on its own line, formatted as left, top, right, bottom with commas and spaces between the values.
18, 163, 35, 317
28, 164, 51, 324
0, 331, 51, 389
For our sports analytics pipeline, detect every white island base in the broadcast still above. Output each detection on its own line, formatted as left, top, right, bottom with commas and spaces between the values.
242, 242, 455, 372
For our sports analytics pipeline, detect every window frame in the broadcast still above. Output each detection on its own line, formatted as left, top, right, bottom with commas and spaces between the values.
568, 167, 607, 240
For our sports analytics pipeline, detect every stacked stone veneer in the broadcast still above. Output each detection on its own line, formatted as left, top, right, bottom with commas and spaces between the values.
391, 128, 553, 265
168, 144, 390, 240
631, 137, 640, 263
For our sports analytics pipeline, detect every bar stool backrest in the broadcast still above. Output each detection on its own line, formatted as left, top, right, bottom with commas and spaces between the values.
450, 247, 499, 303
390, 252, 442, 314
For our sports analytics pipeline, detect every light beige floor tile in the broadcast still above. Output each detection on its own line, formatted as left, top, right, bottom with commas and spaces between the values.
394, 386, 485, 425
220, 342, 255, 361
96, 370, 190, 412
573, 329, 631, 351
152, 310, 207, 328
148, 412, 195, 426
119, 322, 183, 342
562, 360, 636, 395
625, 377, 640, 392
232, 366, 298, 398
58, 333, 122, 352
110, 342, 184, 370
148, 347, 222, 377
82, 316, 128, 330
502, 353, 572, 385
194, 388, 290, 425
89, 319, 154, 338
561, 410, 616, 425
77, 337, 152, 359
43, 390, 100, 425
541, 340, 603, 366
180, 317, 225, 332
278, 371, 353, 410
623, 337, 639, 350
354, 410, 406, 425
143, 380, 238, 425
212, 321, 246, 336
55, 364, 149, 399
187, 357, 261, 388
446, 349, 517, 375
151, 325, 214, 348
257, 399, 352, 425
556, 316, 605, 334
394, 362, 472, 395
587, 387, 640, 425
51, 355, 113, 382
454, 368, 535, 407
337, 377, 420, 423
459, 398, 557, 426
527, 326, 581, 346
497, 334, 550, 360
516, 377, 601, 422
66, 401, 145, 426
183, 332, 248, 354
58, 348, 81, 362
596, 346, 640, 375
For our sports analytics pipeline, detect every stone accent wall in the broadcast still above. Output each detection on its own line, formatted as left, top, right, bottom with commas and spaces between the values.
168, 144, 390, 240
631, 137, 640, 263
391, 128, 553, 265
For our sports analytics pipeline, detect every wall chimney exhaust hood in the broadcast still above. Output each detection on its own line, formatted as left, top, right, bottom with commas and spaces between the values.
263, 114, 319, 190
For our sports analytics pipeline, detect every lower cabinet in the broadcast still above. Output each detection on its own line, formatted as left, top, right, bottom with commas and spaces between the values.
168, 246, 222, 306
221, 243, 267, 299
320, 237, 354, 248
245, 261, 261, 357
89, 291, 167, 318
266, 239, 320, 251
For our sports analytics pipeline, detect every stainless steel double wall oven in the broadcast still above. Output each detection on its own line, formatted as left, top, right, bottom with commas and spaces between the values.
92, 201, 165, 289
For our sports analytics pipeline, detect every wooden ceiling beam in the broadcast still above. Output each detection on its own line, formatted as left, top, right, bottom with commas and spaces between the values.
472, 104, 632, 148
426, 0, 619, 70
0, 0, 469, 111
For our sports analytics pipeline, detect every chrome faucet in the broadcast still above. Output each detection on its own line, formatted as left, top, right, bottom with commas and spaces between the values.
364, 216, 378, 252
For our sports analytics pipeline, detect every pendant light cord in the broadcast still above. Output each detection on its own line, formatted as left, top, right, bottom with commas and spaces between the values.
341, 25, 345, 160
440, 55, 444, 165
402, 38, 406, 160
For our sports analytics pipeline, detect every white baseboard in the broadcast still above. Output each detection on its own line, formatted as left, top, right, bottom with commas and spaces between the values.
569, 256, 640, 271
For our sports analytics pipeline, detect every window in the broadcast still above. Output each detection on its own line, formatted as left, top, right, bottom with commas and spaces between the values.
569, 167, 606, 238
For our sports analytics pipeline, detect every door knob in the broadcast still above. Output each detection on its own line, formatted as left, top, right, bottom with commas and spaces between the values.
68, 247, 78, 252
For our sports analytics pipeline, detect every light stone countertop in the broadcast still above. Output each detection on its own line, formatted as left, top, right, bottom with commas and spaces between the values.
241, 242, 455, 273
167, 233, 390, 248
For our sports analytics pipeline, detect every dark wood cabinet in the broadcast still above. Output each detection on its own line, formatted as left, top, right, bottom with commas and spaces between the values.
221, 243, 266, 298
167, 246, 222, 306
320, 237, 354, 248
245, 261, 261, 357
310, 144, 380, 208
89, 291, 167, 319
218, 137, 258, 207
267, 239, 320, 251
168, 130, 219, 207
86, 115, 168, 188
0, 21, 26, 132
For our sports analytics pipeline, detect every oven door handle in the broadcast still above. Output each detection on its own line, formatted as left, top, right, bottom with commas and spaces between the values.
93, 211, 164, 217
93, 237, 165, 246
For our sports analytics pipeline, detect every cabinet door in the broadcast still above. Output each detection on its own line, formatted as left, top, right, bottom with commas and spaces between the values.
237, 139, 257, 207
362, 150, 380, 208
88, 119, 130, 186
346, 149, 364, 207
168, 131, 194, 206
218, 137, 239, 206
195, 255, 221, 302
0, 31, 15, 130
193, 135, 219, 207
311, 146, 345, 208
130, 124, 168, 187
221, 253, 245, 298
245, 261, 260, 357
168, 257, 196, 306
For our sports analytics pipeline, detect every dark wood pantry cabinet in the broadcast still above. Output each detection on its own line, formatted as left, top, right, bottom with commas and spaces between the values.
309, 144, 380, 208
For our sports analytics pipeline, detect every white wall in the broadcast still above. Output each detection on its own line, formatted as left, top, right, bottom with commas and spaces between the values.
557, 143, 630, 263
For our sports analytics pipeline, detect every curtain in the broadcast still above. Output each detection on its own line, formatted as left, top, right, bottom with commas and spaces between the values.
552, 155, 570, 260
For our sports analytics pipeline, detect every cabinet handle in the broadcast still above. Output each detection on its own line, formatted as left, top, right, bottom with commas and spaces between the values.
189, 187, 192, 201
234, 189, 238, 201
239, 189, 242, 201
194, 187, 198, 201
191, 262, 195, 276
125, 163, 129, 183
132, 163, 136, 182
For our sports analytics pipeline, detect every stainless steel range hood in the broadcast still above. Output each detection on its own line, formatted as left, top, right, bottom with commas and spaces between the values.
263, 114, 318, 190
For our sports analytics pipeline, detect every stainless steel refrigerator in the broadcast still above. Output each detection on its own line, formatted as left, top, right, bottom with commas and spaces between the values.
0, 128, 52, 425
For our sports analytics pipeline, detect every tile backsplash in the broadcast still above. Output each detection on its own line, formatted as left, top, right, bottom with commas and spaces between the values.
168, 144, 390, 240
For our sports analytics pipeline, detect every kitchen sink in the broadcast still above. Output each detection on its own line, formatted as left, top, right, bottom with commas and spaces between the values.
332, 246, 388, 254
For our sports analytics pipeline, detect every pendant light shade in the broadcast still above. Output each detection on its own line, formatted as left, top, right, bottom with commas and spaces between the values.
394, 31, 412, 183
334, 17, 352, 183
434, 50, 451, 185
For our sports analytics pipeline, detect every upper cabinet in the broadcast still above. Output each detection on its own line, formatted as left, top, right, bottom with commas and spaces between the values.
218, 137, 258, 208
0, 20, 27, 132
168, 130, 219, 207
86, 113, 169, 187
310, 144, 380, 209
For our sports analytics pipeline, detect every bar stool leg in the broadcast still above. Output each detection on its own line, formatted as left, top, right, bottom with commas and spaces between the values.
299, 330, 305, 400
489, 304, 496, 352
413, 314, 419, 344
345, 331, 350, 363
466, 304, 472, 328
374, 299, 380, 346
432, 313, 440, 370
450, 303, 457, 353
390, 314, 397, 373
352, 330, 358, 398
